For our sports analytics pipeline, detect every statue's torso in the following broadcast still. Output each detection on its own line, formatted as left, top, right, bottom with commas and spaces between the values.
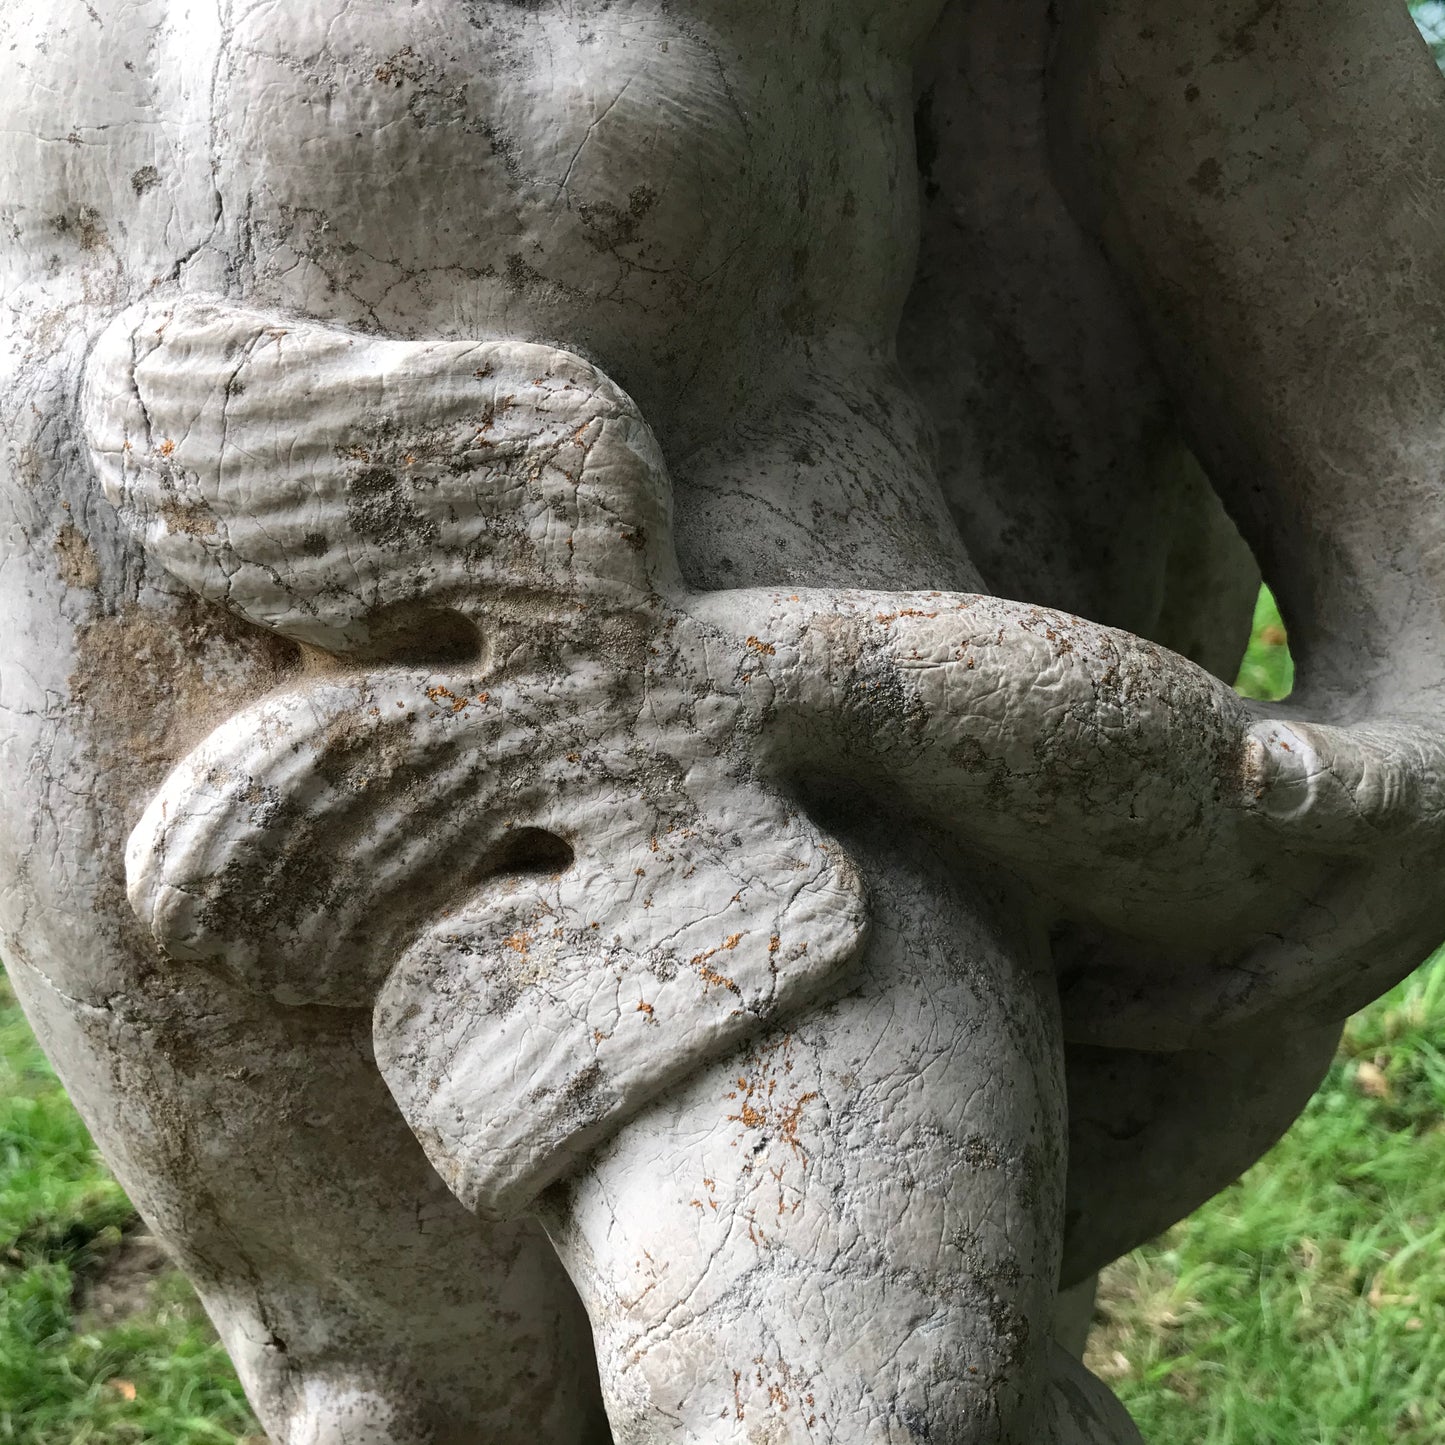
2, 0, 985, 590
0, 2, 937, 414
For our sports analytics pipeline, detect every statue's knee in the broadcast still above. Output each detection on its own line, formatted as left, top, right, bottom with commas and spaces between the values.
274, 1379, 444, 1445
212, 1325, 455, 1445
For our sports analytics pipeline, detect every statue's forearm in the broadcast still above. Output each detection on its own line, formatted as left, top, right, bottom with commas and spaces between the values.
1053, 0, 1445, 705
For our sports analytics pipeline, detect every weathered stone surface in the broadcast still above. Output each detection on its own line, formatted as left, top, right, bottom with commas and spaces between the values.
4, 1, 1445, 1442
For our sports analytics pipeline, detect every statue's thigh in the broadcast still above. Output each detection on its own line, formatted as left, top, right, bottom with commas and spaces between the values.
545, 833, 1125, 1444
1061, 1023, 1340, 1285
5, 955, 606, 1445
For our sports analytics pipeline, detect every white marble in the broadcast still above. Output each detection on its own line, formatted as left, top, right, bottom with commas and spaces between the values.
4, 2, 1445, 1441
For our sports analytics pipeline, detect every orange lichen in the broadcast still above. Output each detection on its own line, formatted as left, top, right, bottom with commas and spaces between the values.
697, 963, 739, 994
424, 684, 473, 714
727, 1035, 816, 1161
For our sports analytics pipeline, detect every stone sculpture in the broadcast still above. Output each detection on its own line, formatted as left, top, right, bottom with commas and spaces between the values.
3, 1, 1444, 1441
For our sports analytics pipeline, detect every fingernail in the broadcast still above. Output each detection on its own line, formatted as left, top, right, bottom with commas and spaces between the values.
1247, 722, 1315, 820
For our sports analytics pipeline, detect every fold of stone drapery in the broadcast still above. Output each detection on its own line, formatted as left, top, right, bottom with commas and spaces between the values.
87, 298, 1445, 1216
82, 297, 683, 645
86, 299, 871, 1218
126, 666, 870, 1219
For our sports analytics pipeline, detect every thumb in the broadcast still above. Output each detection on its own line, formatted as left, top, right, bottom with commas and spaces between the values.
1246, 715, 1445, 852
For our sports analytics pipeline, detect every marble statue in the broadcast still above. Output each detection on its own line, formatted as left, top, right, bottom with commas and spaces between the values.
3, 1, 1444, 1441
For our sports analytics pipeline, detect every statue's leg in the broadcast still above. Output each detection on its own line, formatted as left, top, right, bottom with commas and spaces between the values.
1059, 1026, 1339, 1289
0, 418, 607, 1442
542, 822, 1139, 1444
1052, 1278, 1099, 1357
5, 957, 607, 1445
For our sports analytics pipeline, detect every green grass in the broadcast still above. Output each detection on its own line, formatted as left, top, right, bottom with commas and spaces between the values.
0, 588, 1439, 1442
1086, 587, 1445, 1441
0, 977, 259, 1443
1091, 957, 1445, 1444
1233, 586, 1294, 704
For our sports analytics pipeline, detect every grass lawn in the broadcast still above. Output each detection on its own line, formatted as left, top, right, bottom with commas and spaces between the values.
1085, 590, 1445, 1443
0, 590, 1441, 1441
0, 980, 262, 1444
1090, 954, 1445, 1444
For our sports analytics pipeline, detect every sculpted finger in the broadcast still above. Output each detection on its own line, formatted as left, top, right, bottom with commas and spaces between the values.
1246, 716, 1445, 852
691, 589, 1445, 1039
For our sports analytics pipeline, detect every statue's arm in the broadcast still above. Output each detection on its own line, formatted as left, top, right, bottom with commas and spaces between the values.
1052, 0, 1445, 709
